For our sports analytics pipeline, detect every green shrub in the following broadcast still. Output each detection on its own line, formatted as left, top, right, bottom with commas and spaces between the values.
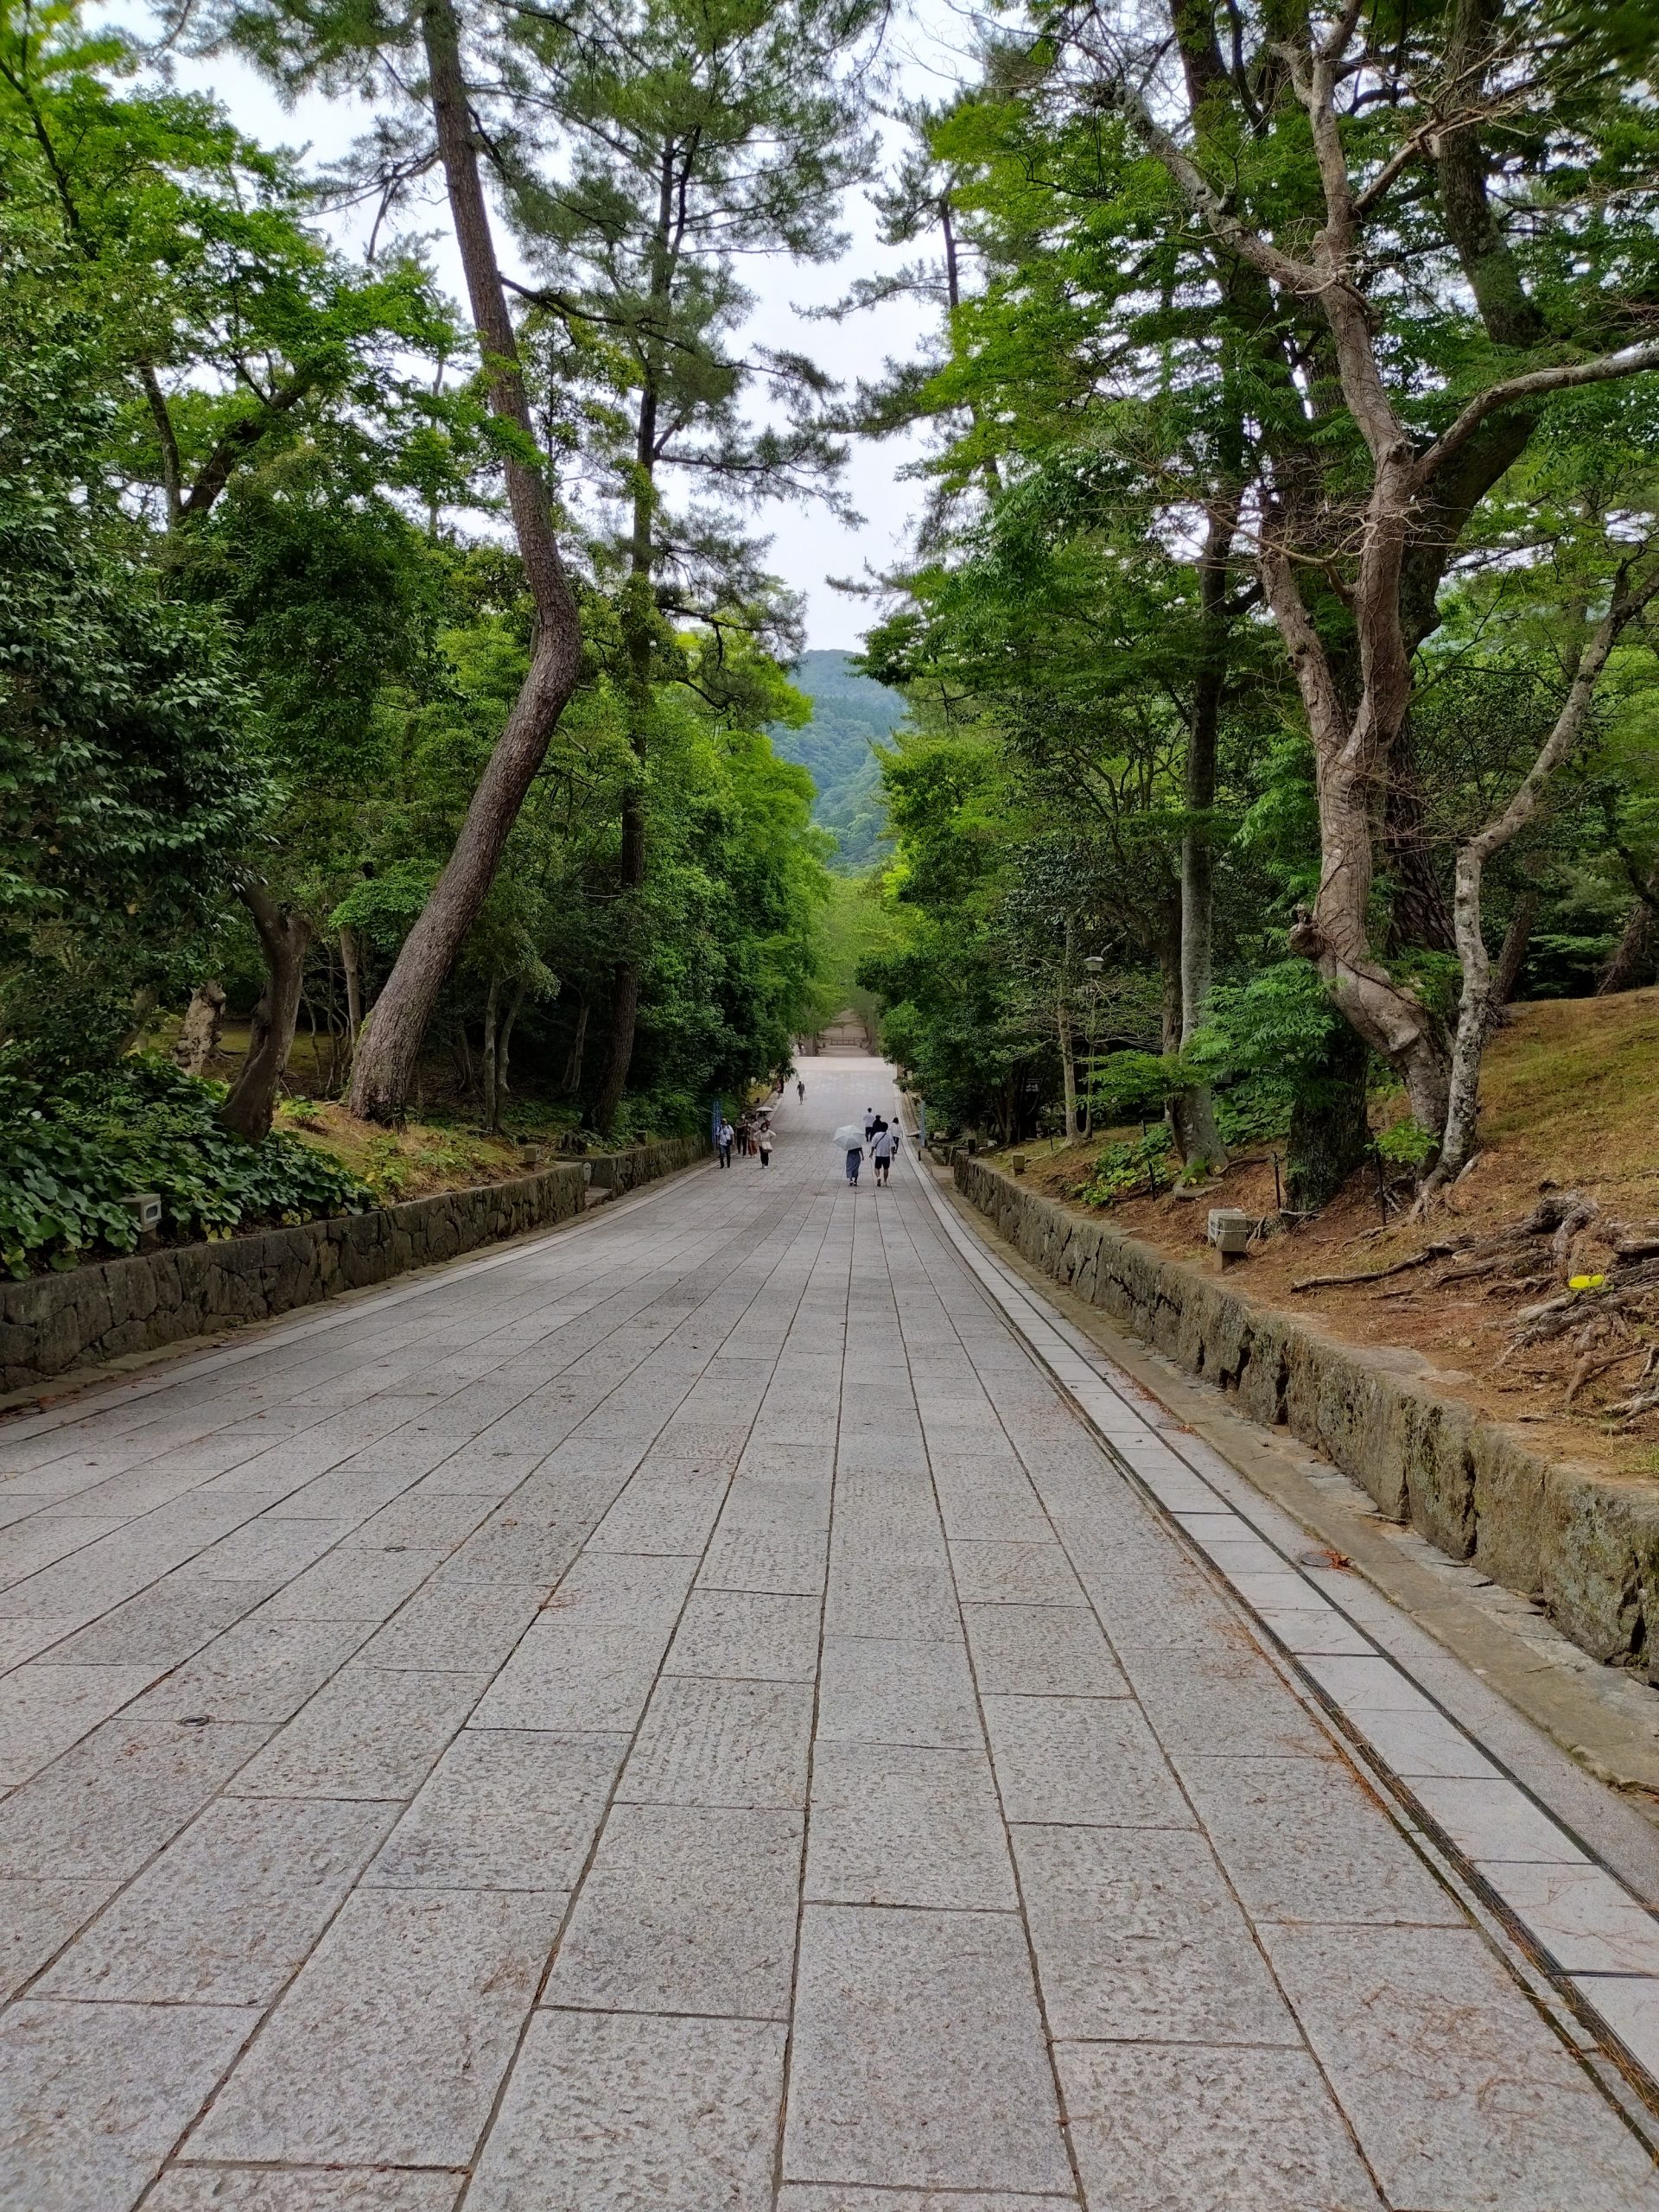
1075, 1126, 1173, 1206
0, 1057, 369, 1278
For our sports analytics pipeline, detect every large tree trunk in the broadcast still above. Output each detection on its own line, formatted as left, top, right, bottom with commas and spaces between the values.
347, 0, 583, 1123
220, 886, 308, 1143
1287, 1018, 1371, 1213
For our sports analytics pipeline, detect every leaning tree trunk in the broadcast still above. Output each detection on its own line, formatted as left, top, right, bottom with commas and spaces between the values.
347, 0, 583, 1123
220, 886, 309, 1143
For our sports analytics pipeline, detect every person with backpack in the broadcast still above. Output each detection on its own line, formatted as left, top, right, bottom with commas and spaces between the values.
871, 1122, 896, 1186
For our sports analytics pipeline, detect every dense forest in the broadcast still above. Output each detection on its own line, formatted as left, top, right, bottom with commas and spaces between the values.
850, 0, 1659, 1216
0, 0, 868, 1273
8, 0, 1659, 1275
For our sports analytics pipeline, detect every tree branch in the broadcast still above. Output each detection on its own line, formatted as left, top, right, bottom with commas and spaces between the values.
1419, 341, 1659, 480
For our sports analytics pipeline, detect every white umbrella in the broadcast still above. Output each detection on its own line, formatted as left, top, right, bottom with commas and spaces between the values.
832, 1124, 866, 1149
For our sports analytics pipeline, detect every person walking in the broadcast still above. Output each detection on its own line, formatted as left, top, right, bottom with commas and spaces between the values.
796, 1078, 805, 1103
845, 1141, 861, 1185
716, 1118, 734, 1168
871, 1122, 895, 1186
863, 1107, 876, 1143
759, 1128, 773, 1167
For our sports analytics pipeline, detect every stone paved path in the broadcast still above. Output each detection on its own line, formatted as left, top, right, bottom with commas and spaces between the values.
1, 1057, 1656, 2209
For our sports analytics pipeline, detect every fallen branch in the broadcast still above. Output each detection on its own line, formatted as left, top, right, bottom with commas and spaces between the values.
1290, 1240, 1465, 1294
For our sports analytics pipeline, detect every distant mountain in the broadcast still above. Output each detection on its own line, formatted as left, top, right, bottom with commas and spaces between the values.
769, 649, 906, 873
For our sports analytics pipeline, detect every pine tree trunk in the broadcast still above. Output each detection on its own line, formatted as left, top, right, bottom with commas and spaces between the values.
220, 886, 309, 1143
346, 0, 583, 1123
562, 998, 589, 1095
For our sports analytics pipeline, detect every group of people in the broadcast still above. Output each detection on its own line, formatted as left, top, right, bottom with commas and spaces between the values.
715, 1104, 773, 1169
846, 1106, 898, 1187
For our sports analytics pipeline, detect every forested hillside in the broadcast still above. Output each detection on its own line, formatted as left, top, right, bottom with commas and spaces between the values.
769, 651, 905, 870
850, 0, 1659, 1235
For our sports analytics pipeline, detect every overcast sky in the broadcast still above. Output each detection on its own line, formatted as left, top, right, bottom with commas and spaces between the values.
111, 4, 977, 652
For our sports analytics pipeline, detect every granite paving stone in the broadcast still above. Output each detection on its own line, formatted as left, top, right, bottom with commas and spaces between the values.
1013, 1824, 1300, 2044
145, 2173, 463, 2211
816, 1632, 981, 1748
784, 1902, 1073, 2194
0, 1997, 261, 2212
5, 1062, 1656, 2212
36, 1796, 397, 2003
226, 1666, 489, 1800
128, 1617, 373, 1723
1263, 1921, 1659, 2209
0, 1876, 115, 2000
465, 2009, 785, 2212
962, 1601, 1128, 1699
545, 1801, 802, 2017
0, 1659, 162, 1786
806, 1741, 1017, 1910
0, 1717, 272, 1880
467, 1618, 670, 1732
664, 1588, 820, 1681
947, 1538, 1085, 1605
1177, 1751, 1465, 1926
1057, 2043, 1384, 2212
355, 1583, 542, 1672
618, 1674, 814, 1808
365, 1726, 627, 1890
188, 1886, 565, 2168
982, 1694, 1193, 1827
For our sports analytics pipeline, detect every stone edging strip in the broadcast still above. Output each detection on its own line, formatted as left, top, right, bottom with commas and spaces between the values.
950, 1156, 1659, 1687
895, 1130, 1659, 2129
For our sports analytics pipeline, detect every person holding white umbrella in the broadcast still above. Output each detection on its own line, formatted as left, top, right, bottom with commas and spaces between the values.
833, 1122, 865, 1185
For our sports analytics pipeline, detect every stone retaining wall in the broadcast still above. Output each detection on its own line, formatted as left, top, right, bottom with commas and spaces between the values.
955, 1156, 1659, 1680
0, 1135, 708, 1397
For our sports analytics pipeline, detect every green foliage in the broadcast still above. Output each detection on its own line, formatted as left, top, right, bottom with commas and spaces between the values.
0, 251, 260, 1071
0, 1058, 367, 1277
1375, 1118, 1438, 1172
1074, 1127, 1173, 1207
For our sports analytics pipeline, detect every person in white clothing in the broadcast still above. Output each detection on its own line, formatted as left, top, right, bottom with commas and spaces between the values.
871, 1124, 896, 1185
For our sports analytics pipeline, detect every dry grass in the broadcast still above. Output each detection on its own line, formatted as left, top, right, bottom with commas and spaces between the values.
995, 988, 1659, 1483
